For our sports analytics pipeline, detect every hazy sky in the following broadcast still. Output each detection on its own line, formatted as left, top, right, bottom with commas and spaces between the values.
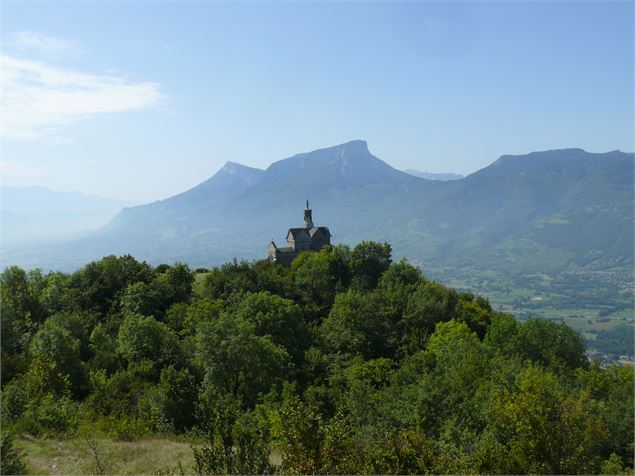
1, 1, 633, 203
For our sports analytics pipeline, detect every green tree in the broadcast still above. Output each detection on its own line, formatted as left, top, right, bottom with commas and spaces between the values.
232, 291, 309, 366
89, 324, 120, 374
273, 386, 325, 474
120, 282, 161, 317
203, 259, 287, 303
71, 255, 155, 315
485, 316, 587, 371
40, 271, 79, 316
183, 298, 224, 336
154, 263, 194, 308
576, 363, 634, 467
454, 293, 492, 339
401, 281, 458, 354
193, 395, 273, 475
144, 366, 197, 432
290, 246, 350, 321
29, 320, 86, 397
489, 364, 607, 474
320, 289, 397, 359
1, 266, 46, 384
117, 313, 182, 380
196, 315, 291, 407
349, 241, 392, 290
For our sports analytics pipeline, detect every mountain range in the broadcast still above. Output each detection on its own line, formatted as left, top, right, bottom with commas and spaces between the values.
2, 141, 633, 299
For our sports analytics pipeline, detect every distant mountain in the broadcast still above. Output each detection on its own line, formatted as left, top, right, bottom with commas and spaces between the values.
405, 169, 464, 181
1, 186, 131, 246
2, 143, 632, 287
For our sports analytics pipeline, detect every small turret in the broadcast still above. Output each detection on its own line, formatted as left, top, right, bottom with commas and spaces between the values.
303, 200, 314, 228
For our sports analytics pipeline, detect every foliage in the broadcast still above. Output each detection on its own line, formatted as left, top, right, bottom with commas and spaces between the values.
0, 246, 632, 475
193, 395, 273, 475
117, 313, 183, 380
349, 241, 392, 290
0, 431, 26, 476
196, 315, 291, 408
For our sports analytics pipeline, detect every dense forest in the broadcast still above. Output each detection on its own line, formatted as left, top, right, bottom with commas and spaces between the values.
1, 242, 633, 475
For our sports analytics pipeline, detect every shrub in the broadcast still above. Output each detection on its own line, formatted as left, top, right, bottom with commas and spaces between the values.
0, 431, 26, 475
19, 394, 79, 437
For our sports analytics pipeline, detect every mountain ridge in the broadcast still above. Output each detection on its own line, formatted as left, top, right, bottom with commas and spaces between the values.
2, 142, 632, 280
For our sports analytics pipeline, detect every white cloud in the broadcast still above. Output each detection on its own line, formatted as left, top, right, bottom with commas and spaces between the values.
12, 31, 79, 55
0, 54, 165, 140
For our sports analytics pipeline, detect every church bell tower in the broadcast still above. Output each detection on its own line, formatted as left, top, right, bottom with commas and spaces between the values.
304, 200, 314, 228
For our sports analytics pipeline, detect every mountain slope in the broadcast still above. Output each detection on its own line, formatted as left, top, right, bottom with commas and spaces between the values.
423, 149, 633, 263
2, 143, 632, 278
104, 161, 264, 234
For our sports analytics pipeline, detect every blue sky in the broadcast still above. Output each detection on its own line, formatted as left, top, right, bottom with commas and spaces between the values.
1, 1, 633, 202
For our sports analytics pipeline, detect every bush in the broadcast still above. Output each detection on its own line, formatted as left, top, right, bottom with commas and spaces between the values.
0, 431, 26, 475
193, 398, 273, 475
1, 384, 27, 423
19, 394, 79, 437
106, 415, 150, 441
141, 366, 198, 433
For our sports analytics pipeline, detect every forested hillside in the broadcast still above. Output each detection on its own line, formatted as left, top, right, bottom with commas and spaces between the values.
1, 243, 633, 474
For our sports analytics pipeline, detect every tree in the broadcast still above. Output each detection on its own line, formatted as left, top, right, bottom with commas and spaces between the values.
40, 271, 79, 316
576, 363, 634, 467
117, 313, 182, 380
290, 247, 350, 322
71, 255, 155, 315
120, 282, 161, 317
349, 241, 392, 290
489, 364, 607, 474
231, 291, 309, 367
196, 315, 291, 407
426, 321, 489, 433
193, 395, 273, 475
203, 259, 286, 303
273, 386, 325, 474
48, 310, 99, 361
454, 293, 492, 339
320, 289, 397, 360
155, 263, 194, 308
1, 267, 46, 383
378, 260, 423, 343
515, 318, 587, 370
485, 316, 587, 371
401, 281, 458, 354
90, 324, 120, 374
29, 320, 86, 397
145, 366, 197, 432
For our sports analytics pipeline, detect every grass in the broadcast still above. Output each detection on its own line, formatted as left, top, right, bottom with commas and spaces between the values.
16, 436, 196, 475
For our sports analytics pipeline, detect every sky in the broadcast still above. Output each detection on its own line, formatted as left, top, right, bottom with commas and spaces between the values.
1, 1, 633, 203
